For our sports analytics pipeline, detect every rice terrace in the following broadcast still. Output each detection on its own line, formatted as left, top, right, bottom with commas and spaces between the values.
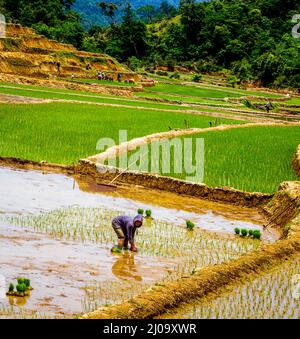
0, 0, 300, 322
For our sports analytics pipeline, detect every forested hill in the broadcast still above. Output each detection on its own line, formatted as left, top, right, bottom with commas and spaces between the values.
73, 1, 181, 27
0, 0, 299, 89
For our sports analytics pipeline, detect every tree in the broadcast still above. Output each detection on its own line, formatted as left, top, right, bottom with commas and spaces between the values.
98, 1, 118, 25
105, 3, 148, 61
137, 5, 155, 23
159, 1, 177, 19
254, 52, 282, 86
1, 0, 84, 47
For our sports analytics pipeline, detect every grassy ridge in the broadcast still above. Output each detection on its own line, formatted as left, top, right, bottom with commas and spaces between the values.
144, 83, 284, 99
0, 86, 240, 113
0, 103, 242, 164
0, 84, 248, 115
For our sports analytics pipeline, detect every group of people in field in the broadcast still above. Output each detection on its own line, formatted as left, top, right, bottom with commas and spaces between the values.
97, 70, 118, 82
56, 61, 126, 83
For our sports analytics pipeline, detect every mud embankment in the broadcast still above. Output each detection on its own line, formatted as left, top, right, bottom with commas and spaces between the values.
0, 157, 74, 175
82, 181, 300, 319
0, 155, 272, 209
292, 145, 300, 177
0, 74, 135, 97
263, 181, 300, 238
76, 160, 271, 209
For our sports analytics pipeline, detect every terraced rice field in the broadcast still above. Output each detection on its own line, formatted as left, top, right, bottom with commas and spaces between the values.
161, 257, 300, 319
0, 167, 266, 318
0, 75, 299, 319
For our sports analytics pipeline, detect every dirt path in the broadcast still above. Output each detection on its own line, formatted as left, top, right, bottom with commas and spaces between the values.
0, 93, 53, 104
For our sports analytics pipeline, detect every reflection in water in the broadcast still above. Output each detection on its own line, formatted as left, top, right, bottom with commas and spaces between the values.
0, 166, 267, 236
112, 252, 142, 282
8, 295, 29, 307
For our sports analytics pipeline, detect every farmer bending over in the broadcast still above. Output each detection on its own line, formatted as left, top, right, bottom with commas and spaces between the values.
112, 214, 143, 252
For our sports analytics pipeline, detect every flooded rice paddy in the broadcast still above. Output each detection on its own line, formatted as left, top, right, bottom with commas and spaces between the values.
160, 258, 300, 319
0, 166, 276, 318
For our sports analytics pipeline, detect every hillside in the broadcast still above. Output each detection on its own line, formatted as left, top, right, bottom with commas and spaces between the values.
0, 24, 138, 81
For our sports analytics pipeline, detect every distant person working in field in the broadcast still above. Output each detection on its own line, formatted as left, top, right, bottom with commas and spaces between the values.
111, 214, 143, 252
56, 61, 61, 74
265, 100, 273, 113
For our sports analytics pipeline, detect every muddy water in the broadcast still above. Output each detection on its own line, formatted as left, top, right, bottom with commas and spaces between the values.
0, 166, 269, 234
0, 166, 276, 317
0, 222, 174, 317
159, 257, 300, 319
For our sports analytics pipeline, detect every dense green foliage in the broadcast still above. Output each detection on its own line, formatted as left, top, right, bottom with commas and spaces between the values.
1, 0, 299, 88
0, 0, 84, 48
73, 0, 179, 28
85, 0, 300, 89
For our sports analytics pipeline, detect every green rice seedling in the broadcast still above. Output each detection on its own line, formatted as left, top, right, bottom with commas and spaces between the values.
234, 228, 240, 235
8, 283, 14, 293
111, 247, 122, 254
24, 279, 33, 290
4, 206, 261, 280
16, 283, 26, 296
145, 210, 152, 217
253, 230, 261, 240
81, 280, 150, 313
186, 220, 195, 231
163, 258, 300, 319
241, 229, 248, 237
17, 278, 25, 285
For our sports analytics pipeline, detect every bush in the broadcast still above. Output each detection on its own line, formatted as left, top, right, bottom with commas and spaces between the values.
241, 229, 248, 237
145, 210, 152, 217
253, 230, 262, 240
227, 75, 238, 88
191, 74, 203, 83
248, 229, 254, 237
137, 209, 144, 215
145, 67, 155, 74
156, 70, 169, 77
128, 56, 142, 71
234, 228, 240, 235
170, 72, 180, 79
186, 220, 195, 231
